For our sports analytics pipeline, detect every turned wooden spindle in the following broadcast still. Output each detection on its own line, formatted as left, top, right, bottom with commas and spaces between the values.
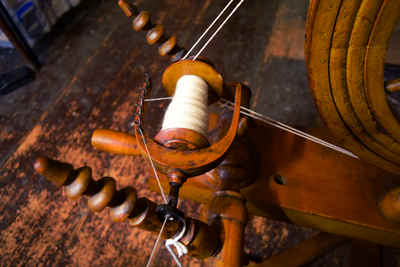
91, 129, 141, 156
117, 0, 138, 17
117, 0, 185, 61
34, 156, 222, 259
34, 156, 138, 221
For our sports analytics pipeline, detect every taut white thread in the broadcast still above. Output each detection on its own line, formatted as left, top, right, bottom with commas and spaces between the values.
387, 81, 400, 90
193, 0, 245, 61
219, 99, 359, 159
137, 127, 168, 203
144, 96, 358, 158
144, 97, 173, 102
162, 75, 209, 137
182, 0, 236, 60
145, 216, 168, 267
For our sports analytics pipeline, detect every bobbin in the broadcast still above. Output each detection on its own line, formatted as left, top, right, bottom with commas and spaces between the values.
155, 60, 224, 151
161, 60, 223, 99
133, 75, 243, 177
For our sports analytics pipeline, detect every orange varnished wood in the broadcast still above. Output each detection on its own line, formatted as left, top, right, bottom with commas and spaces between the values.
91, 129, 141, 156
20, 0, 400, 265
149, 120, 400, 247
182, 218, 222, 259
146, 24, 164, 45
132, 11, 150, 31
162, 60, 223, 98
33, 156, 74, 187
133, 83, 242, 177
127, 197, 179, 239
379, 187, 400, 223
158, 36, 177, 56
155, 128, 209, 150
206, 191, 247, 267
205, 111, 256, 191
118, 2, 184, 60
117, 0, 137, 18
305, 0, 400, 173
0, 0, 334, 265
33, 156, 221, 259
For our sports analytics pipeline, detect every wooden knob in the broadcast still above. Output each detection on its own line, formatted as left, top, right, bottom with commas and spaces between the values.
133, 11, 150, 31
117, 2, 186, 62
88, 177, 116, 212
159, 36, 177, 56
34, 157, 74, 187
91, 129, 140, 156
118, 0, 137, 17
146, 24, 164, 45
64, 167, 92, 200
379, 187, 400, 223
110, 187, 137, 222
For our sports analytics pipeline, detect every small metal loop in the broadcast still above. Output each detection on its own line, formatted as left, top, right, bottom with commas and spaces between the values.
165, 218, 188, 267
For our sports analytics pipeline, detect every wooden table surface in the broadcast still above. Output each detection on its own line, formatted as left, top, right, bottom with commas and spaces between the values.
0, 0, 353, 266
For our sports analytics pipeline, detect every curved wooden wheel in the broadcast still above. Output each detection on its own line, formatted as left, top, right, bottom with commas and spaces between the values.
306, 0, 400, 174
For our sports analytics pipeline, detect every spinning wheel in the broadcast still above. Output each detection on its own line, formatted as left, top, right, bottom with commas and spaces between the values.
306, 0, 400, 174
31, 0, 400, 266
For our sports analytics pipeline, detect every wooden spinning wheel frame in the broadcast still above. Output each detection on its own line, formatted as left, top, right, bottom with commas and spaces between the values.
29, 0, 400, 266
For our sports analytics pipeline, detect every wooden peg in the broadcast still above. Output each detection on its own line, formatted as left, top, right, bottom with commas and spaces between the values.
110, 187, 137, 222
132, 11, 150, 31
146, 24, 164, 45
117, 2, 186, 61
88, 177, 116, 212
159, 36, 177, 56
34, 156, 74, 187
64, 166, 92, 200
34, 157, 136, 219
379, 187, 400, 223
118, 0, 137, 18
91, 129, 140, 156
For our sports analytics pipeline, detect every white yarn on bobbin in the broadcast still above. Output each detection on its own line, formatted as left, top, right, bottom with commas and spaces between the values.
162, 75, 209, 137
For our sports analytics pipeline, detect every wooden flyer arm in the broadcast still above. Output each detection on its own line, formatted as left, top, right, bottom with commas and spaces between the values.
91, 129, 141, 156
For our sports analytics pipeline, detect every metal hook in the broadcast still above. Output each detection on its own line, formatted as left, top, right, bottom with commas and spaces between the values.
165, 217, 188, 267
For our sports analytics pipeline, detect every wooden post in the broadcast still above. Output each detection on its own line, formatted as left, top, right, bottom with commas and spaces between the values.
206, 191, 247, 267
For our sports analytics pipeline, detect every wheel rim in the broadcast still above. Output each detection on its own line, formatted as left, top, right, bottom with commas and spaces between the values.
306, 0, 400, 174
